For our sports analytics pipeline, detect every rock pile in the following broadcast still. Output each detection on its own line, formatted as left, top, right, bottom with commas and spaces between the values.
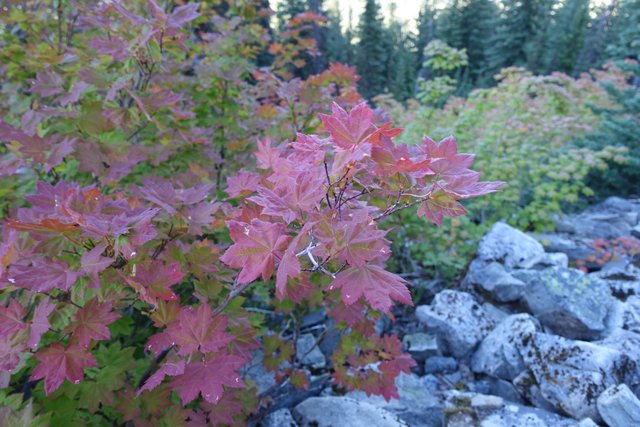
261, 197, 640, 426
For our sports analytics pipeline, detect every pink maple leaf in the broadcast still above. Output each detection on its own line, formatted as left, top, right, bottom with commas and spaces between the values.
167, 3, 200, 29
28, 299, 56, 349
0, 300, 26, 339
10, 259, 79, 292
165, 305, 234, 356
417, 190, 468, 226
328, 264, 412, 313
31, 343, 97, 394
226, 171, 262, 198
30, 70, 64, 97
81, 244, 114, 288
170, 353, 245, 405
319, 102, 376, 150
220, 219, 290, 284
66, 298, 121, 348
138, 360, 185, 394
122, 261, 185, 305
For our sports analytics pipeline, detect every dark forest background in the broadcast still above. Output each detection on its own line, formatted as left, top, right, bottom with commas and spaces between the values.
267, 0, 639, 101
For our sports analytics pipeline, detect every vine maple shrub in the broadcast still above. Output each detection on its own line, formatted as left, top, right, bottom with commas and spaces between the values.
0, 100, 503, 422
0, 1, 503, 424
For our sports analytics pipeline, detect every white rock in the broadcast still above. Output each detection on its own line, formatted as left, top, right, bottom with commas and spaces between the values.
416, 290, 496, 358
596, 384, 640, 427
294, 397, 408, 427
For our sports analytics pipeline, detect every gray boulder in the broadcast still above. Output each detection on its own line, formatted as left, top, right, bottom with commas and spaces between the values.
555, 215, 630, 240
596, 384, 640, 427
519, 332, 636, 420
402, 332, 440, 363
416, 291, 497, 358
295, 334, 326, 369
471, 314, 540, 381
294, 396, 408, 427
532, 233, 596, 262
347, 373, 444, 427
463, 260, 526, 302
622, 296, 640, 333
262, 408, 297, 427
424, 356, 458, 374
476, 222, 546, 269
514, 267, 613, 340
444, 392, 580, 427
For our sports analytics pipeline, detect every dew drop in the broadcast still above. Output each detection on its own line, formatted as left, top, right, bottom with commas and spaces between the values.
243, 226, 250, 236
234, 377, 240, 383
8, 278, 15, 284
187, 216, 192, 221
346, 294, 351, 299
147, 345, 152, 351
399, 156, 406, 161
130, 251, 137, 257
7, 369, 12, 373
328, 285, 334, 291
171, 342, 176, 346
73, 380, 80, 384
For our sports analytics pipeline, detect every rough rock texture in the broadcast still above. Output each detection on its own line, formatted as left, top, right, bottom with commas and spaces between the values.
533, 233, 597, 263
596, 384, 640, 427
402, 332, 440, 363
416, 291, 496, 358
463, 260, 526, 302
424, 356, 458, 374
293, 397, 408, 427
514, 267, 613, 340
295, 333, 326, 368
471, 314, 540, 381
444, 392, 581, 427
347, 373, 444, 427
262, 408, 297, 427
519, 332, 636, 421
475, 222, 546, 269
289, 198, 640, 427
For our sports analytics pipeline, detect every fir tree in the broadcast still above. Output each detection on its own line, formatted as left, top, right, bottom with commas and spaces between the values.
325, 2, 348, 64
387, 4, 415, 101
415, 1, 437, 75
546, 0, 590, 74
355, 0, 389, 99
487, 0, 555, 74
573, 2, 618, 75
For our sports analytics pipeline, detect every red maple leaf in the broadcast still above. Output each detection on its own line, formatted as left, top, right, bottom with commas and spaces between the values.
31, 343, 97, 394
9, 259, 79, 292
165, 304, 234, 356
0, 299, 26, 339
170, 353, 245, 405
139, 360, 185, 394
66, 298, 121, 348
220, 219, 290, 284
28, 299, 56, 349
417, 190, 468, 226
80, 244, 114, 288
122, 261, 185, 305
319, 102, 375, 150
328, 264, 412, 313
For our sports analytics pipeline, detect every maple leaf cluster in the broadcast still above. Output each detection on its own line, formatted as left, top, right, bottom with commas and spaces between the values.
0, 0, 503, 423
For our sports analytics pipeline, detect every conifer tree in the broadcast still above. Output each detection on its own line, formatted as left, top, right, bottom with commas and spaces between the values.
487, 0, 555, 74
387, 5, 415, 101
415, 1, 437, 75
355, 0, 389, 99
546, 0, 590, 74
325, 2, 349, 64
573, 2, 618, 75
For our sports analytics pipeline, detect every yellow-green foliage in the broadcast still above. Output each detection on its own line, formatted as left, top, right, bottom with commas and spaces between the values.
383, 67, 628, 278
